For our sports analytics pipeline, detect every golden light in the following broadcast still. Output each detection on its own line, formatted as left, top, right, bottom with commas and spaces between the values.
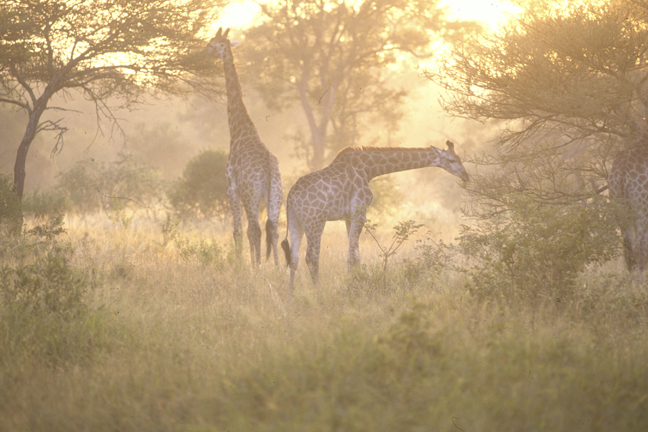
214, 0, 523, 32
441, 0, 523, 29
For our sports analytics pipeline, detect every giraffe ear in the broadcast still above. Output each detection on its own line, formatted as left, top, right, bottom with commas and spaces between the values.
446, 140, 455, 153
230, 41, 239, 48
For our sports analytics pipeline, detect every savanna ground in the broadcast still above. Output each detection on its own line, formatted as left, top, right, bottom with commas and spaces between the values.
2, 212, 648, 431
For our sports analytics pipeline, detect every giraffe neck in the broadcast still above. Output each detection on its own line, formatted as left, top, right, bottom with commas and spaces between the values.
221, 47, 258, 142
339, 147, 440, 180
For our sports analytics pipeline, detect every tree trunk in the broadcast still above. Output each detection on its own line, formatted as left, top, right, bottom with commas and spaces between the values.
13, 105, 46, 200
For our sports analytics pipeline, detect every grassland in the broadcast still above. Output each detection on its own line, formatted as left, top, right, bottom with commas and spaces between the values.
1, 213, 648, 431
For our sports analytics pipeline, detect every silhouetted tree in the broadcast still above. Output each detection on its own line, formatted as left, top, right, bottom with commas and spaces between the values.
427, 0, 648, 214
243, 0, 477, 169
0, 0, 225, 203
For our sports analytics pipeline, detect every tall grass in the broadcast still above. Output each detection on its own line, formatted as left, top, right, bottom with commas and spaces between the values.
1, 213, 647, 431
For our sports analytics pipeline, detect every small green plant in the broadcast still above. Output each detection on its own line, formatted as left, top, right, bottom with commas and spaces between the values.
176, 236, 225, 267
364, 220, 424, 271
26, 213, 67, 242
161, 212, 181, 246
402, 237, 456, 285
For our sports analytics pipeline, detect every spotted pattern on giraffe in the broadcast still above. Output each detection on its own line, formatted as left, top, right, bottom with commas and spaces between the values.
609, 144, 648, 273
281, 141, 470, 294
206, 28, 283, 266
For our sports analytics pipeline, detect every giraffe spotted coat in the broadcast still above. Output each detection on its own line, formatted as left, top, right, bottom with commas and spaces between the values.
281, 141, 470, 294
206, 28, 283, 266
609, 144, 648, 273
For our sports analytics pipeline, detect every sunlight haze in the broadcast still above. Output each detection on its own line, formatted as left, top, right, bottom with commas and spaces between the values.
217, 0, 522, 30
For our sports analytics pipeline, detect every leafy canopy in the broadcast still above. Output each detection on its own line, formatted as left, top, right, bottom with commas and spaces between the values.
428, 0, 648, 213
0, 0, 226, 200
243, 0, 476, 168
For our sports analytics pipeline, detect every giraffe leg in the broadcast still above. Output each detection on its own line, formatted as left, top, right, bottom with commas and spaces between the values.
226, 179, 244, 256
346, 217, 365, 270
637, 223, 648, 274
305, 222, 326, 286
241, 197, 262, 266
245, 214, 262, 266
287, 227, 304, 296
266, 171, 283, 266
621, 226, 636, 272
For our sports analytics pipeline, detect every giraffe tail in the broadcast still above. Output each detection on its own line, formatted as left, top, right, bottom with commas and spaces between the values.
281, 236, 291, 267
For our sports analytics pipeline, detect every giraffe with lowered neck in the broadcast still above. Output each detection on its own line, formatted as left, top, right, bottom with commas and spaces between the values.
608, 143, 648, 273
206, 27, 283, 266
281, 141, 470, 294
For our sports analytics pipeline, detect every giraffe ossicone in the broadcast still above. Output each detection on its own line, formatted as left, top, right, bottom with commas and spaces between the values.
281, 140, 469, 294
206, 27, 283, 266
609, 143, 648, 273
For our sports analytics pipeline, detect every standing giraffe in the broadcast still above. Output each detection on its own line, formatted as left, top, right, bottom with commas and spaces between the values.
281, 141, 470, 293
206, 28, 283, 265
608, 143, 648, 273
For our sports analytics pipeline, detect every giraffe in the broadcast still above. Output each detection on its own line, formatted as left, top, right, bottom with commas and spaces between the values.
206, 28, 283, 266
281, 141, 470, 293
608, 143, 648, 273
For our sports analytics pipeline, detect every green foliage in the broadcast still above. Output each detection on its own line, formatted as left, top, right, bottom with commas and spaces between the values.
243, 0, 477, 168
402, 237, 456, 287
428, 0, 648, 204
0, 252, 88, 319
364, 219, 424, 271
26, 214, 67, 242
175, 236, 225, 268
1, 215, 86, 319
22, 189, 71, 219
57, 154, 164, 213
456, 193, 623, 300
2, 217, 648, 431
0, 214, 109, 371
1, 0, 223, 199
167, 149, 229, 220
0, 172, 21, 232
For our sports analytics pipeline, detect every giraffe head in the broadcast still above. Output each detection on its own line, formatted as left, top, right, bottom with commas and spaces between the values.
432, 140, 469, 182
206, 27, 239, 60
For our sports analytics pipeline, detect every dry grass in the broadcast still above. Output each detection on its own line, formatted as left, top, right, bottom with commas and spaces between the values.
1, 213, 648, 431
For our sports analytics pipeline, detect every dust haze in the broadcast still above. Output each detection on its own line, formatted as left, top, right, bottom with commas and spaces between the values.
0, 55, 494, 235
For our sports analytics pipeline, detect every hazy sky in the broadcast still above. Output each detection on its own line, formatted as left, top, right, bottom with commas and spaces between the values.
215, 0, 522, 29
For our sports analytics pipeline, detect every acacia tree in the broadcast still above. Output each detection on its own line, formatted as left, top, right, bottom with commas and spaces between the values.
243, 0, 475, 169
0, 0, 226, 201
427, 0, 648, 214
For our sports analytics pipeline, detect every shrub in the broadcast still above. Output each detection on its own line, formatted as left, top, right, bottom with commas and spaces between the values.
456, 193, 623, 300
22, 189, 71, 219
0, 251, 88, 319
176, 236, 226, 268
57, 154, 164, 213
167, 149, 229, 219
0, 173, 21, 233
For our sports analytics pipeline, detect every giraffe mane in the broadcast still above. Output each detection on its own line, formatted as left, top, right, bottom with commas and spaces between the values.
332, 146, 434, 161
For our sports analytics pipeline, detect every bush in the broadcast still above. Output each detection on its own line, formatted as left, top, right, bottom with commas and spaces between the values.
57, 154, 164, 213
22, 189, 71, 219
1, 215, 86, 319
167, 149, 229, 219
0, 173, 21, 233
0, 252, 88, 319
456, 193, 623, 300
